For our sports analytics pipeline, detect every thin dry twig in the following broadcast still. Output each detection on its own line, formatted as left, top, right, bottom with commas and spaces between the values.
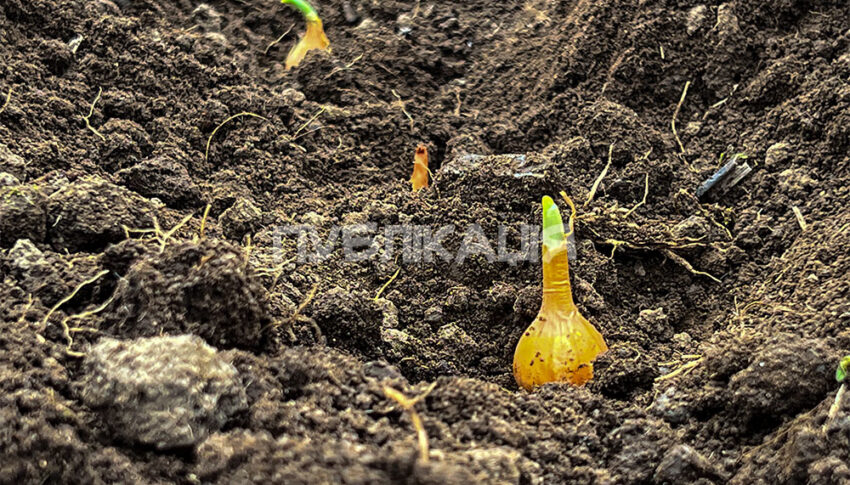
61, 292, 116, 357
82, 87, 106, 141
291, 106, 326, 140
205, 112, 270, 161
559, 191, 578, 238
374, 265, 401, 301
391, 89, 415, 130
671, 80, 691, 153
585, 144, 613, 207
40, 269, 110, 331
824, 383, 846, 434
792, 206, 807, 232
0, 86, 12, 114
655, 357, 703, 381
663, 249, 721, 283
624, 173, 649, 218
268, 282, 321, 342
198, 204, 212, 239
702, 84, 738, 120
383, 382, 437, 463
324, 53, 364, 79
286, 283, 319, 326
265, 24, 294, 55
157, 212, 195, 252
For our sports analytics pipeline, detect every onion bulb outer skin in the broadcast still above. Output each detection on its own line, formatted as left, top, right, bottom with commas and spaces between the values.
282, 0, 331, 70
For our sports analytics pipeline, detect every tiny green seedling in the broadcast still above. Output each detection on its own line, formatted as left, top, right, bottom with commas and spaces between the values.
824, 355, 850, 434
836, 356, 850, 383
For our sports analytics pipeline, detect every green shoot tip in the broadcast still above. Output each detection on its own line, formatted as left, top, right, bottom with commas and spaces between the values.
281, 0, 319, 21
542, 196, 565, 250
837, 356, 850, 383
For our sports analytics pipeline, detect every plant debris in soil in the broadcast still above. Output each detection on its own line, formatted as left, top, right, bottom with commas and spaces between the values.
1, 0, 849, 483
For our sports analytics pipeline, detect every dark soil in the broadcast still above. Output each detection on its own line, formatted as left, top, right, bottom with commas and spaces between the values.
1, 0, 849, 483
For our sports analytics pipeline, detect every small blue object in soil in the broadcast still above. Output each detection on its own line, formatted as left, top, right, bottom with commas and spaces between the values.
695, 153, 752, 200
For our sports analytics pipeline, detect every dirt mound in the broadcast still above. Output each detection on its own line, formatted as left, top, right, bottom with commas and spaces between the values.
1, 0, 849, 482
105, 238, 272, 349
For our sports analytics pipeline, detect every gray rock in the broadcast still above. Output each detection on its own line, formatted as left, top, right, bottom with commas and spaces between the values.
424, 305, 443, 323
192, 4, 224, 32
80, 335, 246, 449
686, 5, 709, 36
8, 239, 44, 275
342, 2, 360, 24
381, 328, 422, 362
280, 88, 306, 106
649, 387, 692, 425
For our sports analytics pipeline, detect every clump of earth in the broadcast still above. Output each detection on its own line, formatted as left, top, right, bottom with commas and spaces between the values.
1, 0, 849, 483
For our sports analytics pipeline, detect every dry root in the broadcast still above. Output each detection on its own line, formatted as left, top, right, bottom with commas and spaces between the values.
671, 80, 691, 153
82, 87, 105, 141
383, 382, 437, 462
655, 355, 703, 382
205, 112, 270, 161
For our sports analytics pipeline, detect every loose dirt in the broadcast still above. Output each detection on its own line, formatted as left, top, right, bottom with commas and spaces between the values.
1, 0, 849, 483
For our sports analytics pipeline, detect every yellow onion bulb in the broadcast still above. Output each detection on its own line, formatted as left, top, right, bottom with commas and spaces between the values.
513, 196, 608, 391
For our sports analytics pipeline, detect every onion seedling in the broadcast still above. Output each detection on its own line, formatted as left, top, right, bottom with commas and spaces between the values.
281, 0, 330, 69
825, 356, 850, 433
410, 144, 429, 191
513, 196, 608, 390
837, 356, 850, 383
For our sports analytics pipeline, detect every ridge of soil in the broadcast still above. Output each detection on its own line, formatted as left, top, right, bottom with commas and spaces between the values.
1, 0, 848, 483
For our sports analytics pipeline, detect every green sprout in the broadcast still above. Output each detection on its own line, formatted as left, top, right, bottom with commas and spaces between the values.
282, 0, 320, 21
836, 356, 850, 383
825, 355, 850, 433
541, 195, 565, 251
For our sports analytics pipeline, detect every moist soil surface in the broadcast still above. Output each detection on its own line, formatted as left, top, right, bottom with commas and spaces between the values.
1, 0, 849, 483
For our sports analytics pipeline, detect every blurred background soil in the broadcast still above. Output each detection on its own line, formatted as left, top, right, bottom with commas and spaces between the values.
0, 0, 848, 483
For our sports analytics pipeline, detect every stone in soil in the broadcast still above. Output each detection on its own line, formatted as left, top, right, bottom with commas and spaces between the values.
80, 334, 246, 449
